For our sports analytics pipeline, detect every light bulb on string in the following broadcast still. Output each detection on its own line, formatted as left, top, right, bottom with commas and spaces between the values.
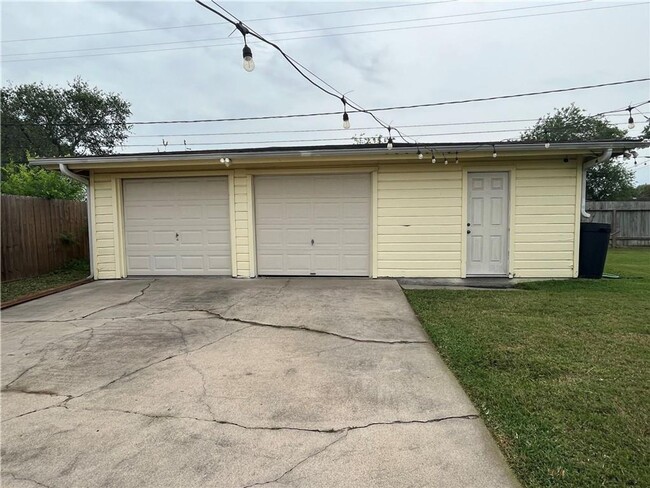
544, 131, 550, 149
431, 151, 436, 164
492, 145, 497, 158
628, 107, 635, 129
444, 154, 449, 165
386, 127, 393, 150
417, 149, 423, 160
455, 152, 459, 164
242, 42, 254, 72
341, 97, 350, 129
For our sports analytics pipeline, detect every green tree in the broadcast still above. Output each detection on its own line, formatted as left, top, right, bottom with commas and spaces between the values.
641, 122, 650, 140
1, 78, 131, 164
1, 163, 86, 200
521, 104, 635, 201
636, 184, 650, 201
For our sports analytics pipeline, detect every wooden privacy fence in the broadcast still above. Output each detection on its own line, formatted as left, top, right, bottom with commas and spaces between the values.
1, 195, 89, 281
584, 201, 650, 247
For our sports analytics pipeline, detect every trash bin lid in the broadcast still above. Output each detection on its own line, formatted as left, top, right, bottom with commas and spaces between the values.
581, 222, 611, 232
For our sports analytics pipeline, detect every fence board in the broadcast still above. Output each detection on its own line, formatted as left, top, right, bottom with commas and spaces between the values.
1, 195, 89, 281
584, 201, 650, 247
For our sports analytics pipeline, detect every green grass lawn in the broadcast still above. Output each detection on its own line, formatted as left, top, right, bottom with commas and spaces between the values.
1, 260, 90, 303
406, 248, 650, 487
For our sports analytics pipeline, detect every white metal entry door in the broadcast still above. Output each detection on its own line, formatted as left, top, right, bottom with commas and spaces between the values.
466, 172, 509, 276
123, 177, 231, 275
255, 174, 371, 276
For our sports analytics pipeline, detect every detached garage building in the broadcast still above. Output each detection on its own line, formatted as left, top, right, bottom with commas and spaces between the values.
32, 141, 643, 280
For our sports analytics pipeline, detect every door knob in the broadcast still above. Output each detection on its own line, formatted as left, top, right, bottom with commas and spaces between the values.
311, 239, 314, 246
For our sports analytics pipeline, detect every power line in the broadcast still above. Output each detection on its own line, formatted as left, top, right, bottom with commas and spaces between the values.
4, 2, 646, 63
4, 79, 648, 128
119, 124, 648, 147
2, 1, 587, 58
1, 1, 448, 43
126, 119, 646, 139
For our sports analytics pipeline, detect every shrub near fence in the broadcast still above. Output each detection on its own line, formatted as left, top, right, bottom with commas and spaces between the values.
584, 201, 650, 247
1, 195, 89, 281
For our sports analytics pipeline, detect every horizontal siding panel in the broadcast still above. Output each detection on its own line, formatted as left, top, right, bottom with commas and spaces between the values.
378, 171, 460, 182
378, 225, 460, 235
515, 186, 576, 197
380, 189, 460, 199
95, 214, 114, 224
378, 242, 460, 252
380, 165, 462, 174
514, 260, 573, 269
516, 205, 575, 215
379, 198, 463, 208
379, 251, 460, 261
515, 242, 574, 252
378, 216, 461, 226
235, 202, 247, 212
378, 180, 462, 190
378, 234, 461, 244
517, 177, 575, 188
378, 260, 459, 269
95, 239, 115, 249
515, 269, 573, 278
516, 223, 575, 233
514, 251, 573, 261
516, 168, 577, 178
516, 195, 576, 206
96, 247, 115, 256
236, 253, 249, 262
96, 255, 116, 264
94, 223, 115, 233
378, 269, 460, 278
516, 214, 575, 224
95, 206, 114, 216
235, 220, 248, 229
378, 207, 461, 217
516, 233, 574, 242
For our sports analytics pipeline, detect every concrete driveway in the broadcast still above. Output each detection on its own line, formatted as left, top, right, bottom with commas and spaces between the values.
1, 278, 519, 488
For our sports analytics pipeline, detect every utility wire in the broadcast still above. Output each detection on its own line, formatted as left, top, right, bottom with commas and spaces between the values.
1, 1, 449, 43
2, 1, 587, 58
5, 79, 646, 127
4, 2, 646, 63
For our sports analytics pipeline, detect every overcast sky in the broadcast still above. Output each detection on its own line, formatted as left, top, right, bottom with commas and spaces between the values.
2, 0, 649, 183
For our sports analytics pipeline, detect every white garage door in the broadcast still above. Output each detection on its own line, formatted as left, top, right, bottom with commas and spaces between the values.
255, 174, 370, 276
123, 177, 231, 276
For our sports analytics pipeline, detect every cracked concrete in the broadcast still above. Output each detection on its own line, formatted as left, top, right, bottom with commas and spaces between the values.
1, 277, 520, 487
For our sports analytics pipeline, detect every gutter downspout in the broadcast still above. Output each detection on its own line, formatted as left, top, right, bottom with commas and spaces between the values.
581, 148, 612, 218
59, 163, 94, 280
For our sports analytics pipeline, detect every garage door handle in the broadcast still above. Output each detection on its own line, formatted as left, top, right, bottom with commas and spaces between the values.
467, 230, 471, 234
176, 233, 179, 241
311, 239, 314, 246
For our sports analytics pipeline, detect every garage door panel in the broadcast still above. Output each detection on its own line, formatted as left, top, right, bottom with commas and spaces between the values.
123, 177, 231, 276
255, 174, 370, 276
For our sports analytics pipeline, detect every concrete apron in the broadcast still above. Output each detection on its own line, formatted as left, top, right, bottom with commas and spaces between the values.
1, 278, 520, 488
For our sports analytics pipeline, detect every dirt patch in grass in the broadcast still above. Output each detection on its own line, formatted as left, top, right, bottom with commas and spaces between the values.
405, 249, 650, 487
1, 260, 90, 303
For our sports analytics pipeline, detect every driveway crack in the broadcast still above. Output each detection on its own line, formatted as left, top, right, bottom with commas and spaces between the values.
80, 279, 156, 319
242, 431, 349, 488
198, 310, 428, 345
4, 472, 53, 488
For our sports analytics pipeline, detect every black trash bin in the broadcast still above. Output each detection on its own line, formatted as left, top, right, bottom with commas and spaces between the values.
578, 222, 611, 278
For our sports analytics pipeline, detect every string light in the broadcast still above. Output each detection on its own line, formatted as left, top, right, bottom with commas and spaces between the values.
455, 151, 459, 164
417, 148, 423, 159
431, 151, 436, 164
544, 131, 550, 149
492, 145, 497, 158
444, 153, 449, 165
627, 106, 635, 129
387, 127, 393, 150
341, 97, 350, 129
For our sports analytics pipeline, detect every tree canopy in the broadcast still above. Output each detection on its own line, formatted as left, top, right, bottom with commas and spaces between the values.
1, 78, 131, 164
520, 104, 636, 201
1, 163, 86, 200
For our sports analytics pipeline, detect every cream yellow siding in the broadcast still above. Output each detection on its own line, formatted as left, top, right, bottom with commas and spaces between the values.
91, 173, 119, 279
377, 164, 463, 278
512, 162, 578, 278
88, 157, 581, 280
233, 171, 252, 277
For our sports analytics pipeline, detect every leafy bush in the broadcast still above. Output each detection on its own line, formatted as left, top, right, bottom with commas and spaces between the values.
1, 163, 85, 201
